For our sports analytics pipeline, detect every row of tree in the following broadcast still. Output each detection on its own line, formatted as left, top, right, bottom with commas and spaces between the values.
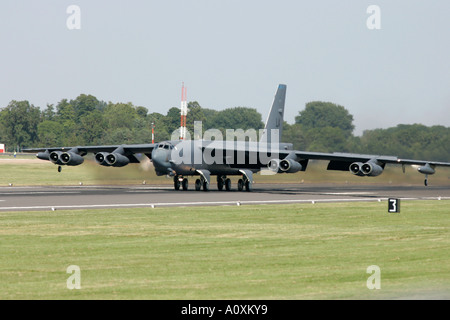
0, 95, 448, 161
282, 102, 450, 161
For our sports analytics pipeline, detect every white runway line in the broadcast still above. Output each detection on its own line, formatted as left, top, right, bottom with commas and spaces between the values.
0, 196, 448, 211
322, 192, 374, 195
0, 191, 81, 195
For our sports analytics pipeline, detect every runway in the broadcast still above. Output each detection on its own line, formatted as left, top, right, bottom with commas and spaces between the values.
0, 183, 448, 211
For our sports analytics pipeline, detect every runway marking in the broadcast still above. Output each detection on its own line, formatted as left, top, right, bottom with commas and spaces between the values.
0, 191, 81, 195
0, 197, 448, 211
322, 192, 374, 195
126, 187, 174, 192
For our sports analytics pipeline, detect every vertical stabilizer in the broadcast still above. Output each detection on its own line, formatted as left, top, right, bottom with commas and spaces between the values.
260, 84, 286, 144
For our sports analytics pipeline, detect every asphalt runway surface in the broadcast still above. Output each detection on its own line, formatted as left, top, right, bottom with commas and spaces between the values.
0, 183, 448, 211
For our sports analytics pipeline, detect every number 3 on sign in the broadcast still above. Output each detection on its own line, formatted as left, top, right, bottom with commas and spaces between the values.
388, 198, 400, 213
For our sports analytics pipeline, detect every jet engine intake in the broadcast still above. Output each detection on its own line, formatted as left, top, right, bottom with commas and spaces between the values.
105, 153, 130, 167
60, 152, 84, 166
268, 159, 281, 173
49, 151, 64, 165
361, 162, 384, 177
279, 158, 302, 173
95, 152, 109, 166
350, 161, 384, 177
95, 152, 130, 167
350, 162, 364, 176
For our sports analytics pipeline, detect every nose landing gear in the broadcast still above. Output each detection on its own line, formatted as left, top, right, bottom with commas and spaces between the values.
173, 176, 189, 191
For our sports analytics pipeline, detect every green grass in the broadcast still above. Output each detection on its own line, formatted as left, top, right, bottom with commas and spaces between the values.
0, 155, 161, 186
1, 154, 450, 186
0, 201, 449, 299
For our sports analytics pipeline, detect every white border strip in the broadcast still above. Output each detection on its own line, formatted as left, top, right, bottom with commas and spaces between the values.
0, 197, 448, 211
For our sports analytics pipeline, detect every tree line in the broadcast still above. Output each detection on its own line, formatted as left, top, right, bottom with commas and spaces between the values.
0, 95, 448, 161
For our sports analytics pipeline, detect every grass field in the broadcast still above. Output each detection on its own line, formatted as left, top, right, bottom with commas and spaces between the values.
1, 201, 449, 299
1, 154, 450, 186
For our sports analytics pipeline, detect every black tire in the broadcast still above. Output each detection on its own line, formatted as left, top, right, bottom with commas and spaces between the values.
217, 178, 224, 191
237, 179, 244, 191
225, 178, 232, 191
174, 179, 180, 190
195, 179, 202, 191
182, 178, 188, 191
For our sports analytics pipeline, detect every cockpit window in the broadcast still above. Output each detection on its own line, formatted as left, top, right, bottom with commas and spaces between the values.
158, 142, 173, 150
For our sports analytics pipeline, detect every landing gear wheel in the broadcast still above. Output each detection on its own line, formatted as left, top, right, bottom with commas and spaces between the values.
195, 179, 202, 191
245, 180, 252, 192
203, 181, 209, 191
217, 176, 224, 191
174, 177, 181, 190
58, 166, 62, 173
424, 178, 428, 187
225, 178, 232, 191
237, 179, 244, 191
182, 178, 189, 191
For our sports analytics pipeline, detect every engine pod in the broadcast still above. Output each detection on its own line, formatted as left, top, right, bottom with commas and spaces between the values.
105, 153, 130, 167
60, 152, 84, 166
279, 158, 302, 173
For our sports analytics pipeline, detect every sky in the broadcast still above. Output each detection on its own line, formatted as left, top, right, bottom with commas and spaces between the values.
1, 0, 449, 136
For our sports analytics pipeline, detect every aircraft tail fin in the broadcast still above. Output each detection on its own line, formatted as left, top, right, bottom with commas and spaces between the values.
260, 84, 286, 144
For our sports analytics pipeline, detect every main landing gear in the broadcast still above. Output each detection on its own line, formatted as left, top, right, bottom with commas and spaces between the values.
173, 175, 209, 191
217, 175, 232, 191
194, 177, 209, 191
173, 174, 253, 192
237, 177, 252, 192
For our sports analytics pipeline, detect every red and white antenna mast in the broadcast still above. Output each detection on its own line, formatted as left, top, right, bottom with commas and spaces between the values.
180, 82, 188, 139
151, 122, 155, 144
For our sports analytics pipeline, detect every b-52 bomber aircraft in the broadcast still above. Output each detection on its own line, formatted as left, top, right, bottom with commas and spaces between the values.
24, 84, 450, 191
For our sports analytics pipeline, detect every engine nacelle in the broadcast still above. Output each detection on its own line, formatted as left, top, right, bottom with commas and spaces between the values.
60, 152, 84, 166
105, 153, 130, 167
37, 151, 50, 161
49, 151, 64, 165
361, 162, 384, 177
417, 163, 435, 175
351, 161, 384, 177
267, 159, 281, 173
279, 159, 303, 173
350, 162, 365, 176
95, 152, 110, 166
95, 152, 130, 167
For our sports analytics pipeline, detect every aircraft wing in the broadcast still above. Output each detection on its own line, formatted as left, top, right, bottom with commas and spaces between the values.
292, 151, 450, 167
282, 151, 450, 184
23, 143, 158, 166
201, 141, 450, 171
23, 144, 158, 155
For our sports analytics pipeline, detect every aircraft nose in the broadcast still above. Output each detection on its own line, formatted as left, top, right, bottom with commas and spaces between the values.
152, 149, 169, 169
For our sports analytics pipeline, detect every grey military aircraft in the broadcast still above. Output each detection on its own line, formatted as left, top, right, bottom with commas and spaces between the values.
24, 84, 450, 191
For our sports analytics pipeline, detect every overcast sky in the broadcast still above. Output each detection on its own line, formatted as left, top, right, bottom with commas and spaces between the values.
1, 0, 449, 135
